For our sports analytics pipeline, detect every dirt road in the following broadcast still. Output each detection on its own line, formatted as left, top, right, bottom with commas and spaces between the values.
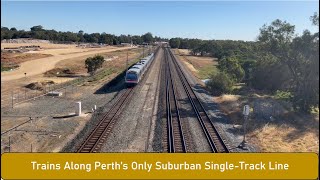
1, 46, 136, 81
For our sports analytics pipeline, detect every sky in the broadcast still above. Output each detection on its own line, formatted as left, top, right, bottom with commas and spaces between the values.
1, 1, 319, 41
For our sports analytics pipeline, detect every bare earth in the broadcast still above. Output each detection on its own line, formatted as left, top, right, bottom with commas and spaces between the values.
1, 47, 143, 152
1, 45, 136, 81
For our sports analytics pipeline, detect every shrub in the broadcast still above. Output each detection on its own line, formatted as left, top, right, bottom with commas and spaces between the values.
206, 72, 234, 95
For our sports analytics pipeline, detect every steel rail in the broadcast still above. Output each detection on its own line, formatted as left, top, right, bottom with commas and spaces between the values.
167, 48, 229, 153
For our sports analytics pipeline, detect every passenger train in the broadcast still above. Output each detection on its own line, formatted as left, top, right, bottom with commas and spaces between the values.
125, 53, 155, 86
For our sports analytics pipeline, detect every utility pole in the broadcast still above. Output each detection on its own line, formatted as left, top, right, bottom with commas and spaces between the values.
143, 45, 145, 57
11, 91, 14, 108
126, 51, 129, 71
125, 51, 129, 79
8, 136, 11, 152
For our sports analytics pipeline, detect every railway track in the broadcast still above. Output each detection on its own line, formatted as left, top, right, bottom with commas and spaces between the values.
77, 87, 134, 153
78, 46, 161, 153
165, 47, 230, 153
164, 49, 187, 153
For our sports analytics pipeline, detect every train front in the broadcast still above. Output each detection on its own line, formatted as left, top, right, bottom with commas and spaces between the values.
125, 69, 140, 87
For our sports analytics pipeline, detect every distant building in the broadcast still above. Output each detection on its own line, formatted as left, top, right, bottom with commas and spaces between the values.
120, 43, 133, 47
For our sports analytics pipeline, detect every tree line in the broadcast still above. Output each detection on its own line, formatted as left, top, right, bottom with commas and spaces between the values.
1, 25, 168, 45
169, 13, 319, 112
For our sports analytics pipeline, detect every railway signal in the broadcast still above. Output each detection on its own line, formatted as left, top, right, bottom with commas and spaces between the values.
238, 105, 250, 150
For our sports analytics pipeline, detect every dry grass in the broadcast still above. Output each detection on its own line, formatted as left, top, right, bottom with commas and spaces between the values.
1, 52, 52, 64
174, 49, 218, 79
1, 42, 78, 49
248, 122, 319, 152
213, 91, 319, 152
55, 48, 142, 74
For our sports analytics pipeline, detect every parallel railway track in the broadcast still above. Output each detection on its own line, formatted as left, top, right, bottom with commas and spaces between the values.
164, 47, 230, 153
164, 49, 187, 153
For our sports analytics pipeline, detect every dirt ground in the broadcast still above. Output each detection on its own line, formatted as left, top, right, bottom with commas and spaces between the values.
1, 115, 90, 152
1, 47, 142, 108
175, 48, 319, 152
1, 42, 136, 81
55, 48, 141, 74
1, 46, 144, 153
1, 42, 78, 50
1, 52, 52, 65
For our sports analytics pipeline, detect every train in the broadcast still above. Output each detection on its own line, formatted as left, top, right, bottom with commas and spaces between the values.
125, 53, 155, 86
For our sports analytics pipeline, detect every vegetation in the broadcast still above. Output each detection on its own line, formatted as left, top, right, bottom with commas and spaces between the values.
1, 26, 167, 45
206, 72, 234, 95
1, 64, 11, 72
85, 55, 105, 76
217, 56, 245, 83
198, 65, 217, 79
2, 14, 318, 112
169, 12, 319, 113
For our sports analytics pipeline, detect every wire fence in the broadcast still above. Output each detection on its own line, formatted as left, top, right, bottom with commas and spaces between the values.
1, 77, 87, 109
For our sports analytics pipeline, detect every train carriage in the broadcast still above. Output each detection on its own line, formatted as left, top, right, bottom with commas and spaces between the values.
125, 53, 154, 87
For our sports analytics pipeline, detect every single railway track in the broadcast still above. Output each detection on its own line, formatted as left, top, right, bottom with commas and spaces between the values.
78, 46, 161, 153
166, 47, 230, 153
77, 88, 134, 153
164, 49, 187, 153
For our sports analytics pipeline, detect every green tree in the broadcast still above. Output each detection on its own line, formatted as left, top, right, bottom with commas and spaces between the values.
30, 25, 44, 31
206, 72, 234, 95
310, 12, 319, 26
85, 55, 105, 75
179, 39, 190, 49
169, 38, 180, 48
142, 32, 153, 43
258, 17, 319, 112
217, 56, 245, 83
251, 53, 290, 91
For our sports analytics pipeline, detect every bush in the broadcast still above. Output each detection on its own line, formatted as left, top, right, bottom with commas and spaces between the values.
206, 72, 234, 95
85, 55, 104, 75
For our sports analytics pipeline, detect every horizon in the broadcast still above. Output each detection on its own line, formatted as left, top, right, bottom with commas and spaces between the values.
1, 1, 319, 41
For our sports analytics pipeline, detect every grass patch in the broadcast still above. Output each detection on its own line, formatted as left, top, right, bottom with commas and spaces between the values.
274, 90, 293, 101
1, 65, 12, 72
88, 68, 115, 82
198, 66, 218, 79
1, 63, 19, 72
